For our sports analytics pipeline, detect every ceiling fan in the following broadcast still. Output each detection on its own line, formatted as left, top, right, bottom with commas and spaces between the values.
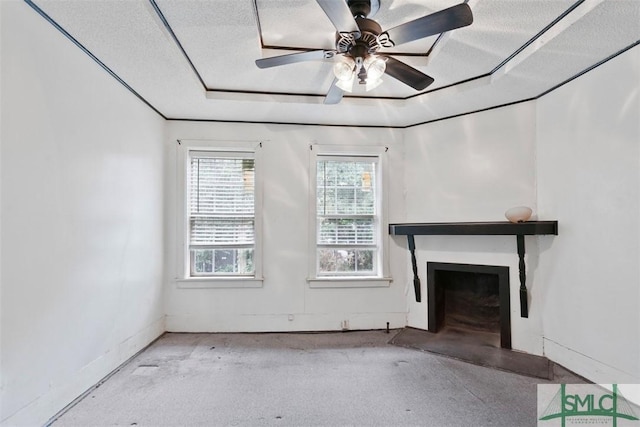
255, 0, 473, 104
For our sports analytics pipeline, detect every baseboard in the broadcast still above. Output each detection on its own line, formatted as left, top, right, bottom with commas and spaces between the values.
543, 337, 640, 384
1, 317, 165, 427
165, 312, 407, 333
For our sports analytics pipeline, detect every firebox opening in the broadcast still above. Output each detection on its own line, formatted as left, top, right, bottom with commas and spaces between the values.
437, 270, 500, 334
427, 262, 511, 349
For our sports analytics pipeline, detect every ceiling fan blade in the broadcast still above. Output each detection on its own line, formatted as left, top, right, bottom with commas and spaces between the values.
324, 78, 344, 105
383, 56, 434, 90
316, 0, 360, 36
383, 3, 473, 47
256, 50, 334, 69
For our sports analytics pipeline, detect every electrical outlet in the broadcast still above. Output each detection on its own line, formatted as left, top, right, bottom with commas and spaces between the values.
288, 314, 294, 321
341, 320, 349, 330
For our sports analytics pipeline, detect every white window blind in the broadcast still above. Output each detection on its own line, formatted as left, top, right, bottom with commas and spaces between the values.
188, 152, 255, 276
316, 156, 379, 276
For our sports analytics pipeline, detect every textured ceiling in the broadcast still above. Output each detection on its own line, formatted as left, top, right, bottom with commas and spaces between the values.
27, 0, 640, 126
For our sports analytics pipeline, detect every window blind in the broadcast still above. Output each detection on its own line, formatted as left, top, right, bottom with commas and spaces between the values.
188, 154, 255, 275
316, 157, 378, 275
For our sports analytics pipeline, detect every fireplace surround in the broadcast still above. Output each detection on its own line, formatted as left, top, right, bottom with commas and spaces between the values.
389, 221, 558, 317
427, 262, 511, 349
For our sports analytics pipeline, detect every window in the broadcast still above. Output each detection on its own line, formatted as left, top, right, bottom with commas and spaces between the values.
187, 150, 256, 277
314, 153, 383, 278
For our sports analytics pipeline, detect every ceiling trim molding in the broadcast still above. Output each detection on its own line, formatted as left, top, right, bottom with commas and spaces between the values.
147, 0, 207, 89
24, 0, 167, 120
491, 0, 609, 82
204, 89, 405, 106
23, 1, 639, 128
407, 40, 640, 128
536, 39, 640, 99
177, 40, 640, 128
165, 117, 406, 129
490, 0, 587, 75
165, 98, 537, 129
151, 0, 615, 106
405, 98, 537, 129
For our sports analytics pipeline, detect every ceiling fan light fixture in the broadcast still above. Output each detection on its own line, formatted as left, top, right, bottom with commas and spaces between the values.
364, 55, 386, 81
336, 75, 355, 92
333, 57, 356, 81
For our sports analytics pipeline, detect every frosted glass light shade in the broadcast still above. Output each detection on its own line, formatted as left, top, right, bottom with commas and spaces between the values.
333, 57, 356, 81
364, 56, 386, 80
336, 75, 354, 92
505, 206, 533, 223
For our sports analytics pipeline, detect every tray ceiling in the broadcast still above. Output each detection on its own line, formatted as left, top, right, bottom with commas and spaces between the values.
26, 0, 640, 126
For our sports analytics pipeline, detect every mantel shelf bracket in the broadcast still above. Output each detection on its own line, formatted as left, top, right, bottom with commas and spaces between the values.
516, 234, 528, 318
389, 221, 559, 318
407, 235, 421, 302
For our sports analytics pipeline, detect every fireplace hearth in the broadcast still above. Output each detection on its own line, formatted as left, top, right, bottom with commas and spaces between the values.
390, 261, 552, 378
427, 262, 511, 349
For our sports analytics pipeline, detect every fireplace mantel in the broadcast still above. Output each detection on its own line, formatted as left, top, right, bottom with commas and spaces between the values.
389, 221, 559, 318
389, 221, 558, 236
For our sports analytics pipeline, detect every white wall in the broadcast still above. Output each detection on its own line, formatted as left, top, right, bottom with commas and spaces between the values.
536, 45, 640, 383
164, 121, 409, 333
0, 2, 166, 425
401, 102, 544, 354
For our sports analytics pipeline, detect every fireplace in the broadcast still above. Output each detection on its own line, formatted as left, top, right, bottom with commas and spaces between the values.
427, 262, 511, 349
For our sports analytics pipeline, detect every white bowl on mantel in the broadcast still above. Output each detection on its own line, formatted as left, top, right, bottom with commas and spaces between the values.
505, 206, 533, 223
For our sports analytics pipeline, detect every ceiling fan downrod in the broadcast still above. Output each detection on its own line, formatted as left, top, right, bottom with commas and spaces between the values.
347, 0, 380, 19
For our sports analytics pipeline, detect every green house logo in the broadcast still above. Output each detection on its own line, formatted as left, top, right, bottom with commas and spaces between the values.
539, 384, 639, 426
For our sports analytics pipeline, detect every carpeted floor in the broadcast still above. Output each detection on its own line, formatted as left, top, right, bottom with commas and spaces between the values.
50, 330, 586, 427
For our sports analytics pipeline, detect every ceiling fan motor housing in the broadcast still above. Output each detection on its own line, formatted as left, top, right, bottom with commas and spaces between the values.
335, 17, 382, 54
355, 18, 382, 52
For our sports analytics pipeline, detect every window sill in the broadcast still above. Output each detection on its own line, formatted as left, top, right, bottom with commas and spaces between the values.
307, 277, 392, 288
176, 277, 264, 289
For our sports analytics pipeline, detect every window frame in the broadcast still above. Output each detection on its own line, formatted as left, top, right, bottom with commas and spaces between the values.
308, 145, 391, 288
176, 140, 263, 288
